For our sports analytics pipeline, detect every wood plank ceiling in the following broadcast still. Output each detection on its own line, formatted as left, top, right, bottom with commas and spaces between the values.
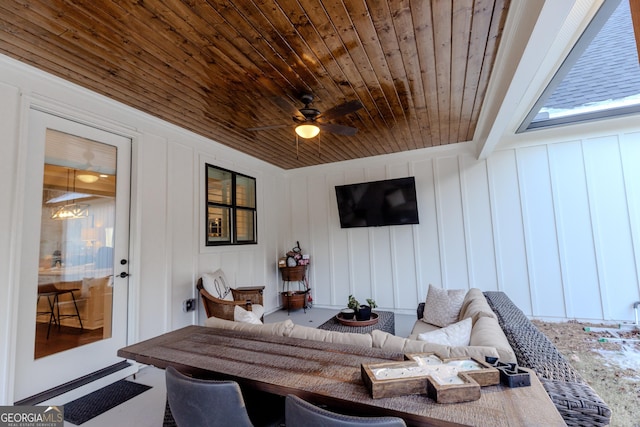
0, 0, 511, 170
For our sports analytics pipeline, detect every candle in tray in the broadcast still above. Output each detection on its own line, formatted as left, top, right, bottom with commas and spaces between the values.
413, 355, 443, 366
372, 365, 428, 380
430, 365, 461, 378
446, 360, 483, 371
431, 373, 466, 385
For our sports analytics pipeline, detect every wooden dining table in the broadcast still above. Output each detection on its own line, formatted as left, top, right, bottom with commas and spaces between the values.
118, 325, 565, 427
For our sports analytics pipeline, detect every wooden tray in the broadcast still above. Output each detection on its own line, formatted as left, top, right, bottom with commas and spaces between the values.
336, 312, 379, 327
361, 353, 499, 401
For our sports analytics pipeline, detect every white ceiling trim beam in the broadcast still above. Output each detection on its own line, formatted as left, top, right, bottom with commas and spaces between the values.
474, 0, 602, 159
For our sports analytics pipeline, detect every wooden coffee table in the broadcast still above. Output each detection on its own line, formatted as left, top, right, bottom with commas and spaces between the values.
118, 326, 565, 427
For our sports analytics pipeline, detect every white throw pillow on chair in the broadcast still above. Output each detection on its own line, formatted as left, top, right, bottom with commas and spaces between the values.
202, 269, 234, 301
234, 305, 263, 324
249, 304, 265, 320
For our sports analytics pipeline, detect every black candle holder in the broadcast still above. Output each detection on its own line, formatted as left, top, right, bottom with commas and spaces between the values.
484, 357, 531, 388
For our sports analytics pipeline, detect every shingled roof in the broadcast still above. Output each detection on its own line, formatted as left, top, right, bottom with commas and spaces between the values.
543, 0, 640, 112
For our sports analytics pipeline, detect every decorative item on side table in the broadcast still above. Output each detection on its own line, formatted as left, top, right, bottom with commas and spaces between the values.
278, 241, 311, 314
339, 308, 355, 320
337, 295, 378, 325
484, 357, 531, 388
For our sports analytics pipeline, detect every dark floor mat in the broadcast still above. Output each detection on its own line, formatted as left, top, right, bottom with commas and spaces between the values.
63, 379, 151, 425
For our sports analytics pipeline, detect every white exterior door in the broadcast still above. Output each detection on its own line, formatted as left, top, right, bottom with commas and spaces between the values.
14, 109, 131, 401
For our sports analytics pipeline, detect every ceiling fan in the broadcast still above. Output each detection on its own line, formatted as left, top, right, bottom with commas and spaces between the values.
76, 149, 110, 183
247, 93, 364, 139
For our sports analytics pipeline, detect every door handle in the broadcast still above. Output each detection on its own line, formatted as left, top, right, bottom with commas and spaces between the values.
118, 271, 130, 278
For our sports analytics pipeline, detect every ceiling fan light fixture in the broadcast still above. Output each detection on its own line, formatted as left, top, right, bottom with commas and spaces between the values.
50, 168, 91, 220
295, 124, 320, 139
77, 173, 99, 183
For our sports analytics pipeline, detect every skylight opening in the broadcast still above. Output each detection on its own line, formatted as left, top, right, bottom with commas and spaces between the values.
519, 0, 640, 132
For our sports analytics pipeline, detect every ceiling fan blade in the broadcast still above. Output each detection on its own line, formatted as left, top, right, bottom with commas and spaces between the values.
271, 96, 305, 120
318, 122, 358, 136
318, 100, 363, 121
246, 124, 291, 132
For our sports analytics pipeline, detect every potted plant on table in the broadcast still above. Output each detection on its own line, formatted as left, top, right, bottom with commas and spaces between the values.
347, 295, 377, 321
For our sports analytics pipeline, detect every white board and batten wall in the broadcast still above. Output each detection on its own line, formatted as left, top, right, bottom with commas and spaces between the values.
2, 52, 640, 346
2, 51, 640, 403
288, 134, 640, 324
0, 54, 289, 404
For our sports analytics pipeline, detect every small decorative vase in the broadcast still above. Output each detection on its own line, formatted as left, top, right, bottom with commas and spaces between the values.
356, 305, 371, 321
340, 308, 355, 320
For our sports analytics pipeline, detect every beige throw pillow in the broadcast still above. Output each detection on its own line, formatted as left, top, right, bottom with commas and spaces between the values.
421, 284, 466, 327
417, 317, 472, 347
204, 317, 294, 336
458, 288, 497, 324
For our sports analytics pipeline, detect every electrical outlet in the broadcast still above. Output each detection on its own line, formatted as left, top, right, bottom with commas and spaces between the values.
183, 298, 196, 312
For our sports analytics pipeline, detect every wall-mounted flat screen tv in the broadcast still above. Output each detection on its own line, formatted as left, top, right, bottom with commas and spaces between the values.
335, 177, 419, 228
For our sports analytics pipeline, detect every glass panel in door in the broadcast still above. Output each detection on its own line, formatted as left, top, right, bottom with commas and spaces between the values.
35, 130, 116, 358
14, 110, 131, 402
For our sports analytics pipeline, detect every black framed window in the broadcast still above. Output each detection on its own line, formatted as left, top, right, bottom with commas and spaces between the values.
206, 164, 256, 246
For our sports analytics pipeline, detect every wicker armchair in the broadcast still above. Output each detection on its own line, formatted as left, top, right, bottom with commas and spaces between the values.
196, 278, 264, 321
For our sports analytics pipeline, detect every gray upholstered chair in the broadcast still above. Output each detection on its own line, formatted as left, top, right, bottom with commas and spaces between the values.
165, 366, 253, 427
285, 394, 406, 426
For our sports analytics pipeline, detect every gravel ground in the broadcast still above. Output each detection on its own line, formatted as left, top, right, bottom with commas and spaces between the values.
532, 320, 640, 427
